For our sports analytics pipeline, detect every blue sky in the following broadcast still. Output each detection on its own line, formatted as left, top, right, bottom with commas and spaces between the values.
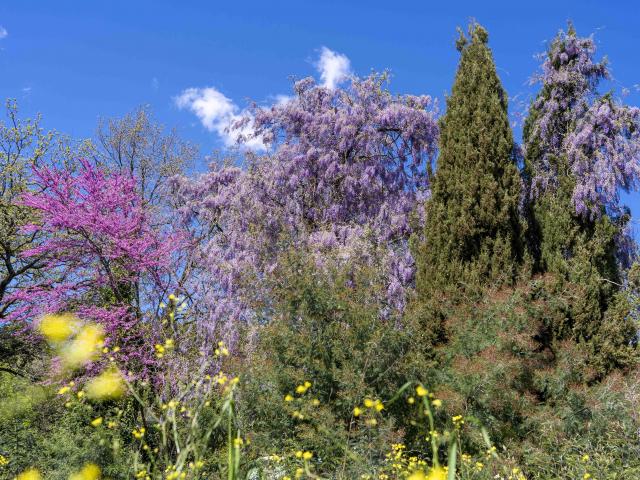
1, 0, 640, 230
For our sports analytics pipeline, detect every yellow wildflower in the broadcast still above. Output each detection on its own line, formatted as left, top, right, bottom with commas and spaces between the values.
431, 399, 442, 408
69, 463, 101, 480
62, 324, 104, 368
416, 385, 428, 397
302, 451, 313, 460
353, 406, 363, 417
90, 417, 103, 427
426, 466, 446, 480
364, 398, 374, 408
17, 469, 42, 480
38, 313, 77, 342
86, 368, 125, 400
284, 394, 294, 402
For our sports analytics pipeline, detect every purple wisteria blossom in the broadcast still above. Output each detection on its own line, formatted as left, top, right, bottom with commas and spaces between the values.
527, 27, 640, 219
171, 74, 439, 339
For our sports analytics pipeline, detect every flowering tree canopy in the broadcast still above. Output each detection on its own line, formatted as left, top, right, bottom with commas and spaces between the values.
526, 26, 640, 219
9, 160, 180, 372
171, 74, 439, 338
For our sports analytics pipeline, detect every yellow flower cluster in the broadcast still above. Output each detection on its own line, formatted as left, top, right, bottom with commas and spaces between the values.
155, 338, 174, 358
39, 314, 104, 369
90, 417, 103, 427
383, 443, 431, 477
215, 340, 230, 357
284, 381, 318, 420
296, 381, 312, 394
416, 385, 429, 397
16, 469, 42, 480
407, 467, 446, 480
452, 415, 465, 427
38, 313, 78, 342
352, 397, 384, 427
86, 367, 125, 400
294, 450, 313, 460
69, 463, 101, 480
135, 469, 150, 479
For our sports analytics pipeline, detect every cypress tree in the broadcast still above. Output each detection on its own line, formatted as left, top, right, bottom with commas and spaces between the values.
415, 22, 523, 297
522, 26, 637, 376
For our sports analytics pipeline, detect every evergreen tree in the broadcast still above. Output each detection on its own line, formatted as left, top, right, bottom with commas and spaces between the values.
522, 26, 638, 376
415, 22, 523, 298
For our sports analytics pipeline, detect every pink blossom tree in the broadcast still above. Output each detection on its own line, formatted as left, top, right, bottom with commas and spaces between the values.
10, 159, 181, 373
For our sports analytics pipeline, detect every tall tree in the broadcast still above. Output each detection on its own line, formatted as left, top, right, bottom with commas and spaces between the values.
522, 25, 640, 375
171, 74, 439, 343
8, 160, 181, 377
0, 100, 74, 378
415, 22, 523, 296
93, 105, 197, 207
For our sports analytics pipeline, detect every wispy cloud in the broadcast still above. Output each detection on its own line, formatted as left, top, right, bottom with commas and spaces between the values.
315, 46, 352, 89
175, 46, 354, 149
0, 26, 8, 39
151, 77, 159, 92
174, 87, 266, 150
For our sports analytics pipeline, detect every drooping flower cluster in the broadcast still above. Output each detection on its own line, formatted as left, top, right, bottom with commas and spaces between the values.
171, 74, 439, 337
527, 27, 640, 219
9, 159, 180, 373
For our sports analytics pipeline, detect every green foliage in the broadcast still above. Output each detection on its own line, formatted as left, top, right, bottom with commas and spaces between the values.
0, 372, 132, 479
415, 22, 524, 297
422, 278, 640, 477
523, 76, 638, 378
237, 251, 415, 477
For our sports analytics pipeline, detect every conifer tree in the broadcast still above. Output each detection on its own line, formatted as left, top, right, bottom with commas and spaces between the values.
415, 22, 523, 296
522, 26, 639, 376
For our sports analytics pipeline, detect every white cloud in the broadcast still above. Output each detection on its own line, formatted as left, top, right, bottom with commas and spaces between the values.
175, 46, 353, 149
0, 26, 7, 39
174, 86, 266, 150
273, 94, 293, 106
151, 77, 159, 92
315, 46, 352, 89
